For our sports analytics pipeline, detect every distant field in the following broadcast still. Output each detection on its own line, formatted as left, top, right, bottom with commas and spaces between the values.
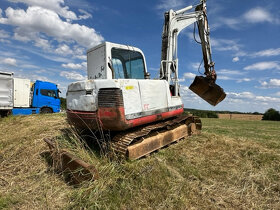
218, 113, 263, 120
0, 115, 279, 209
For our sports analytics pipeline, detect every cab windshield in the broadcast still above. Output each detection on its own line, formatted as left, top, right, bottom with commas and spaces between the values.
111, 48, 145, 79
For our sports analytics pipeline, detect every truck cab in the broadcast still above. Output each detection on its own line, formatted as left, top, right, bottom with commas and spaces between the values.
32, 81, 60, 113
12, 80, 60, 115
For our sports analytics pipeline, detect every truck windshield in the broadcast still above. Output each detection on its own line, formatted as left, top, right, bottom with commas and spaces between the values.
40, 89, 57, 98
111, 48, 145, 79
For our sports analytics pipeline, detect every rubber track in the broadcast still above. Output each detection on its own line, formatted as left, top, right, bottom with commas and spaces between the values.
111, 114, 201, 157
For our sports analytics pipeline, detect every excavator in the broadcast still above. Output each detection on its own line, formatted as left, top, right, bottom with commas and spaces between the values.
66, 0, 226, 160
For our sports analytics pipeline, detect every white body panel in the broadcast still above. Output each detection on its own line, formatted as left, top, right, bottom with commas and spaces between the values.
13, 78, 31, 108
116, 79, 142, 115
67, 80, 97, 112
0, 72, 14, 110
87, 45, 106, 80
138, 80, 168, 111
67, 79, 182, 118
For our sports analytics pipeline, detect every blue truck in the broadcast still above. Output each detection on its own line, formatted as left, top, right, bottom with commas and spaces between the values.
0, 72, 60, 116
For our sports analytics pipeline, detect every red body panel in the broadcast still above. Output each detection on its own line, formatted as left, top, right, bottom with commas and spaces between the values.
67, 106, 184, 131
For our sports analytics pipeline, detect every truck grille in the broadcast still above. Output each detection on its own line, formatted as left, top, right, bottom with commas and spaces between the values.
98, 88, 124, 107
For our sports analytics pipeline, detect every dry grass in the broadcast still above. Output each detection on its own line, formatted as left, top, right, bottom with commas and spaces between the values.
0, 115, 279, 209
0, 114, 71, 209
218, 113, 263, 121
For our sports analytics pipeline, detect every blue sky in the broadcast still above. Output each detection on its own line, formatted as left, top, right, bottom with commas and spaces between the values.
0, 0, 279, 113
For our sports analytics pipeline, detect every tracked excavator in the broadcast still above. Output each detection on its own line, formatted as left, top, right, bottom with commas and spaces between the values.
66, 0, 226, 160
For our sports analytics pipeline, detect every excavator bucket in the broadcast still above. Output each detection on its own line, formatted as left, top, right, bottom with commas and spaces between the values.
189, 76, 226, 106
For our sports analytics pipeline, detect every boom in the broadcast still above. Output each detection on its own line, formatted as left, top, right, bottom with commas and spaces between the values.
160, 0, 225, 106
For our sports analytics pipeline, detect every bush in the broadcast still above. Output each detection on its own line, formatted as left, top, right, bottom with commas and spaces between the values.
60, 97, 67, 110
191, 110, 218, 118
207, 111, 219, 118
262, 108, 280, 121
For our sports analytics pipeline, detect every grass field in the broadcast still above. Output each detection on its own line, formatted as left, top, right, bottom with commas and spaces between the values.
0, 114, 279, 209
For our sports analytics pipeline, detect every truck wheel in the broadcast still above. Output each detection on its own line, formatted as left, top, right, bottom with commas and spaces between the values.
0, 111, 8, 118
40, 108, 53, 114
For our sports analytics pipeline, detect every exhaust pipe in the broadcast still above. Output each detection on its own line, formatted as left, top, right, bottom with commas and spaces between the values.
189, 76, 226, 106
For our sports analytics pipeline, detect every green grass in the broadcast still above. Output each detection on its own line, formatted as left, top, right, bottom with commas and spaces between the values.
0, 115, 280, 209
0, 194, 19, 209
202, 118, 280, 149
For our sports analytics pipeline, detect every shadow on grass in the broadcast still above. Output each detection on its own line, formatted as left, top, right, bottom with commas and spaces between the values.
40, 127, 104, 186
58, 127, 111, 158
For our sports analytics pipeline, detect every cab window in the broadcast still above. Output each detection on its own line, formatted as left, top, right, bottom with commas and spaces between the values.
111, 48, 145, 79
40, 89, 57, 98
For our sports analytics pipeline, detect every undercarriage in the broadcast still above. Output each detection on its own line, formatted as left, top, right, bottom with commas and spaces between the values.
110, 114, 201, 160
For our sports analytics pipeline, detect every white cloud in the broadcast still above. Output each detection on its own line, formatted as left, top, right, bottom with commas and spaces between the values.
232, 57, 239, 62
78, 9, 92, 20
0, 30, 11, 43
191, 62, 201, 70
180, 85, 202, 103
237, 78, 251, 83
219, 69, 244, 76
2, 58, 17, 66
237, 48, 280, 59
0, 39, 11, 44
260, 79, 280, 88
0, 29, 10, 38
8, 0, 79, 20
253, 48, 280, 57
8, 43, 73, 63
218, 75, 231, 80
21, 64, 40, 69
243, 7, 273, 23
225, 91, 280, 109
255, 95, 280, 103
62, 62, 86, 70
60, 71, 86, 80
222, 17, 240, 29
71, 45, 87, 59
211, 38, 241, 52
156, 0, 184, 11
183, 72, 196, 79
13, 29, 33, 42
215, 69, 246, 81
74, 55, 87, 60
244, 61, 280, 71
55, 44, 73, 55
0, 6, 104, 48
227, 91, 255, 100
275, 92, 280, 97
212, 7, 280, 31
34, 37, 50, 50
182, 69, 246, 83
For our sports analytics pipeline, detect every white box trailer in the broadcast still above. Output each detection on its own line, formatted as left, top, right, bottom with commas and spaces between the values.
0, 72, 14, 114
13, 78, 31, 108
